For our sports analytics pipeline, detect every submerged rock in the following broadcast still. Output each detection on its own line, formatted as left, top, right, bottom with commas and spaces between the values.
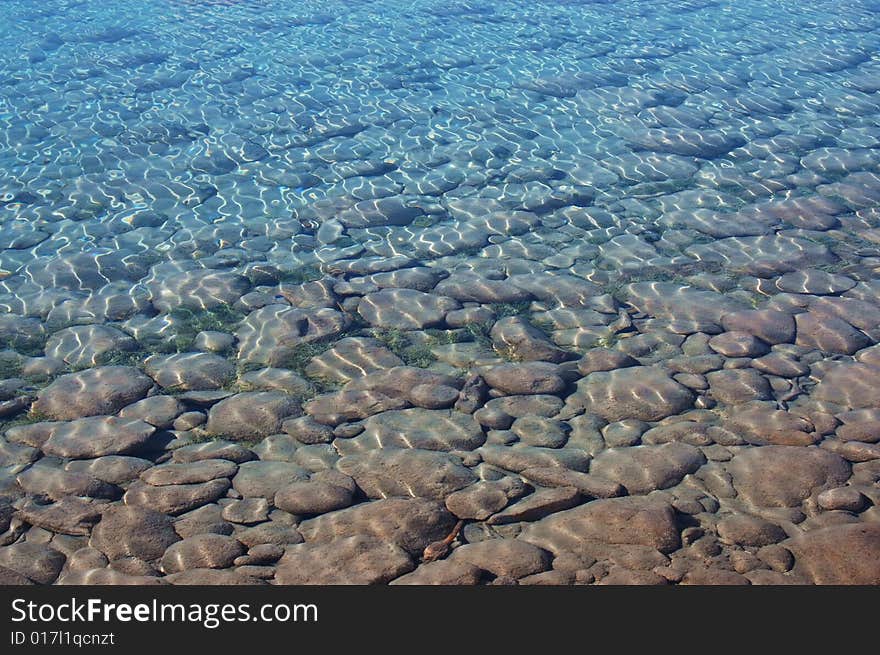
205, 391, 301, 439
298, 498, 456, 556
235, 305, 349, 366
275, 536, 414, 585
124, 479, 230, 516
148, 269, 250, 313
161, 534, 245, 573
358, 289, 460, 329
570, 366, 694, 422
44, 325, 137, 368
726, 446, 851, 508
41, 416, 155, 459
33, 366, 154, 420
18, 464, 118, 500
589, 443, 706, 495
90, 505, 180, 561
144, 352, 236, 391
19, 497, 104, 536
786, 524, 880, 584
338, 408, 486, 454
338, 449, 476, 500
449, 539, 551, 579
520, 497, 681, 555
482, 362, 566, 395
0, 543, 66, 584
274, 480, 354, 515
304, 389, 407, 425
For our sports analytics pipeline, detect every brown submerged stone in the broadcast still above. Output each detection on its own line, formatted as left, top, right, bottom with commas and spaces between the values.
726, 446, 851, 508
786, 523, 880, 584
519, 497, 681, 555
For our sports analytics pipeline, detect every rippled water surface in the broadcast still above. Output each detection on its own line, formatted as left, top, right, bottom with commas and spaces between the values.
1, 1, 880, 585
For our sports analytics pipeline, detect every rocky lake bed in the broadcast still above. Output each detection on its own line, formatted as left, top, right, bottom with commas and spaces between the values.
1, 0, 880, 585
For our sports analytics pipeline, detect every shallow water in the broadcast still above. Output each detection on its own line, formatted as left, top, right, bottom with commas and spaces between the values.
1, 1, 880, 585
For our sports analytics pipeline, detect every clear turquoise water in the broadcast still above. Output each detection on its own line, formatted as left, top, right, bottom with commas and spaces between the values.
2, 1, 878, 286
1, 0, 880, 399
2, 0, 880, 586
